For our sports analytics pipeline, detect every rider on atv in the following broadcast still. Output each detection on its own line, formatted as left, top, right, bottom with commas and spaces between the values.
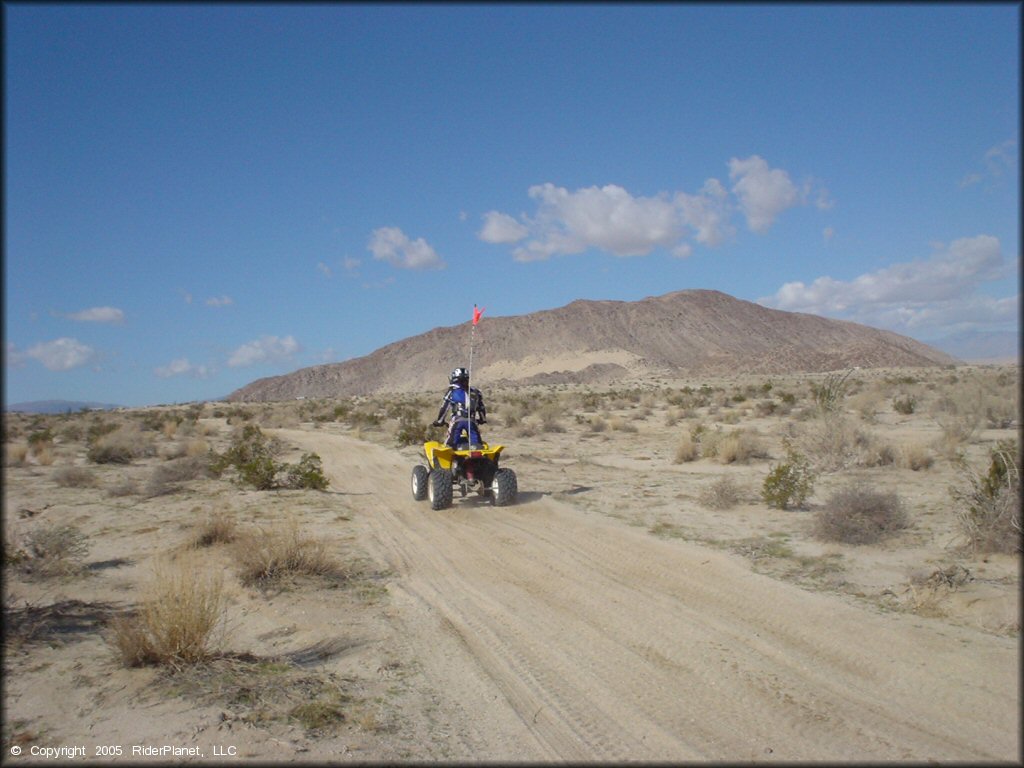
432, 367, 487, 448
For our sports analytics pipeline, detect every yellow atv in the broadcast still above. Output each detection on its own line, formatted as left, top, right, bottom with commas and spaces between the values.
411, 429, 517, 510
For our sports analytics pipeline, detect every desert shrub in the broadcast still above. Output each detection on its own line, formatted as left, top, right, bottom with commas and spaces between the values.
27, 428, 54, 450
814, 483, 909, 544
9, 523, 89, 579
761, 443, 815, 510
950, 440, 1021, 554
185, 439, 210, 457
589, 416, 608, 433
892, 394, 917, 415
85, 419, 120, 446
212, 425, 285, 490
395, 411, 431, 447
144, 455, 216, 497
699, 476, 742, 509
107, 479, 139, 497
537, 403, 566, 433
87, 423, 153, 464
896, 442, 934, 471
234, 520, 348, 588
53, 465, 98, 488
795, 414, 873, 473
811, 369, 854, 415
111, 556, 226, 666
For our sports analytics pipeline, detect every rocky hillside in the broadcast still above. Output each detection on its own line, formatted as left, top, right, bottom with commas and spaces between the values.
226, 289, 958, 401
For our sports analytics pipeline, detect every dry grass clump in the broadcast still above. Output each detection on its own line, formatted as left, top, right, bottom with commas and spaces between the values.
607, 416, 638, 433
87, 422, 154, 464
699, 476, 743, 509
190, 510, 239, 548
53, 465, 99, 488
896, 442, 934, 471
234, 520, 349, 588
814, 483, 909, 545
673, 430, 698, 463
5, 443, 30, 466
8, 523, 90, 579
110, 555, 226, 667
714, 429, 767, 464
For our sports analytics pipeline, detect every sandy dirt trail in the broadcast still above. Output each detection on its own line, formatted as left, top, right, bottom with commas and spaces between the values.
276, 429, 1019, 762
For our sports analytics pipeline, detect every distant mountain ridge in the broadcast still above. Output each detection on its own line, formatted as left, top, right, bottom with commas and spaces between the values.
227, 289, 959, 402
6, 400, 122, 414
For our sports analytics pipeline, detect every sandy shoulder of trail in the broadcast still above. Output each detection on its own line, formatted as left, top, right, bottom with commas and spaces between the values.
3, 371, 1020, 762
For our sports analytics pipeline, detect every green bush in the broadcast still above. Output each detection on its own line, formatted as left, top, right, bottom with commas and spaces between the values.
951, 440, 1021, 554
283, 453, 329, 490
892, 394, 917, 415
395, 411, 431, 447
761, 443, 815, 509
213, 426, 327, 491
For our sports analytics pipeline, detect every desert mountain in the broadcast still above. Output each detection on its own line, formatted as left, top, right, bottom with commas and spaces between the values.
226, 289, 958, 402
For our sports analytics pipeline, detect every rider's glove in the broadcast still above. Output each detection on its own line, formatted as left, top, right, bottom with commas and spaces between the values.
431, 420, 444, 427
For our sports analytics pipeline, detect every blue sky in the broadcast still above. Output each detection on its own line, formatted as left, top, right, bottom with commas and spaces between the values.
4, 3, 1019, 407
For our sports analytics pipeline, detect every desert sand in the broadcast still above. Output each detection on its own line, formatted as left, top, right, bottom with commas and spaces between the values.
3, 364, 1019, 762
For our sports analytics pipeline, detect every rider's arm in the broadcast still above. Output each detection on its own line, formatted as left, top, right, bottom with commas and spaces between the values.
434, 391, 451, 424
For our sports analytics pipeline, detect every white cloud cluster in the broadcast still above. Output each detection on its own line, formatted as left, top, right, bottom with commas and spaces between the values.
760, 235, 1018, 335
368, 227, 445, 270
155, 358, 212, 379
961, 139, 1017, 188
205, 295, 234, 308
479, 156, 818, 261
22, 338, 96, 371
227, 335, 301, 368
67, 306, 124, 323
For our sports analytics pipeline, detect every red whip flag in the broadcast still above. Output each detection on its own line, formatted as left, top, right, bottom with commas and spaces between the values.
472, 305, 484, 325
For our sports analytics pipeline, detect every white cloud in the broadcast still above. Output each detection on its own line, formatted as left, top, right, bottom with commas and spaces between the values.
505, 183, 683, 262
67, 306, 124, 323
25, 338, 95, 371
317, 261, 333, 278
155, 358, 212, 379
675, 178, 734, 247
760, 235, 1016, 335
479, 211, 529, 244
227, 335, 301, 368
205, 295, 234, 307
368, 227, 445, 270
5, 342, 26, 368
481, 157, 823, 262
342, 256, 361, 272
728, 155, 800, 233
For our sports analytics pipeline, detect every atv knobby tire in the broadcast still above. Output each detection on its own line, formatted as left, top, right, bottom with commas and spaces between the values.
411, 465, 429, 501
491, 467, 518, 507
427, 468, 453, 510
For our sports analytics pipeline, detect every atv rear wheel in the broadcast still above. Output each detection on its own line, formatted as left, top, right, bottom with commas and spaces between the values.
427, 468, 453, 510
411, 465, 429, 501
491, 468, 517, 507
